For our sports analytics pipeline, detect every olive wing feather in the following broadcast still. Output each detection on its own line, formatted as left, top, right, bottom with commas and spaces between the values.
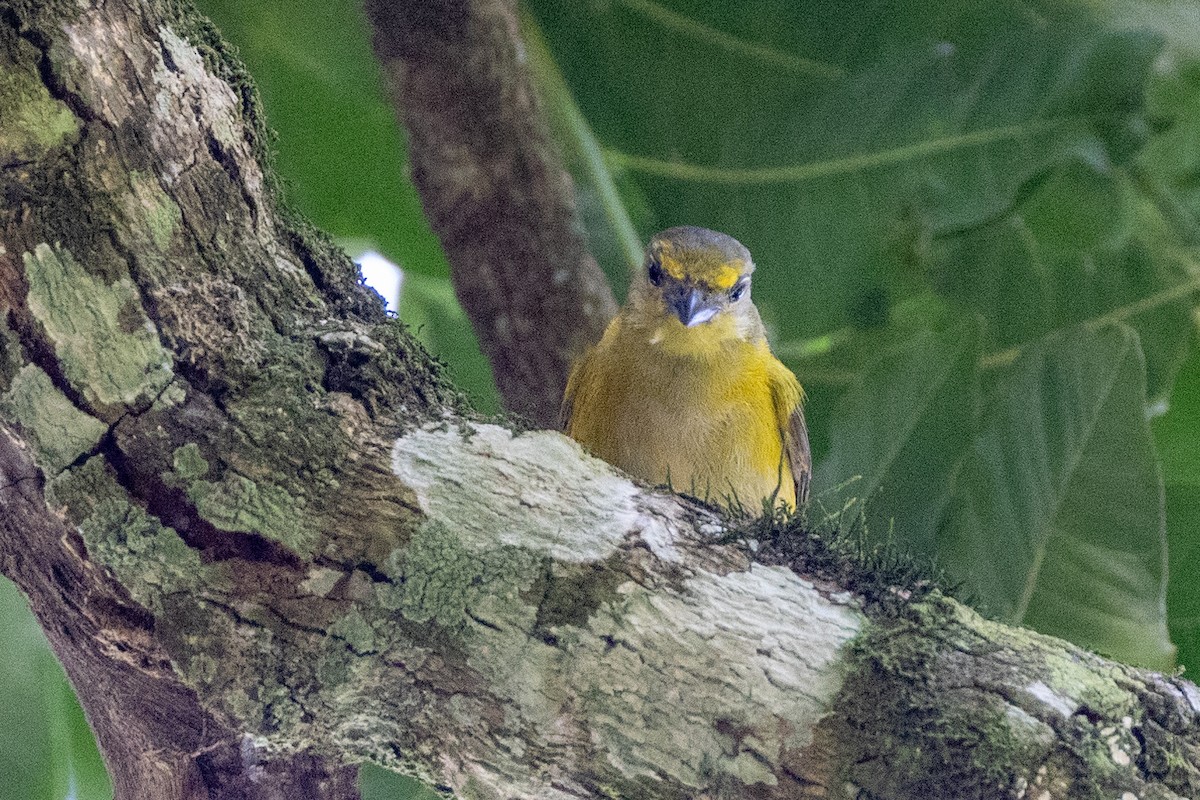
766, 356, 811, 506
785, 405, 812, 505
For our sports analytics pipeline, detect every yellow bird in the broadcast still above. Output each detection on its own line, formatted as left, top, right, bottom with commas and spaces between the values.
563, 226, 810, 510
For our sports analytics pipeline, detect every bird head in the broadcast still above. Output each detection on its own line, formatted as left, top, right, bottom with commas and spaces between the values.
630, 227, 759, 341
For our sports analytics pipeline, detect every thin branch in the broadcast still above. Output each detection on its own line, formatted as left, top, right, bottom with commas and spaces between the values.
364, 0, 618, 426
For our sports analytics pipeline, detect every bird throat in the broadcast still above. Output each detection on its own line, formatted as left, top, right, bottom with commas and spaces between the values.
644, 313, 741, 357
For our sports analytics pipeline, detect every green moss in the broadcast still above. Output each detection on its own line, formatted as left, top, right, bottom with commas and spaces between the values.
328, 606, 378, 655
46, 456, 206, 614
171, 442, 210, 481
0, 29, 80, 160
0, 325, 24, 394
829, 597, 1041, 798
740, 503, 947, 614
0, 364, 107, 473
3, 1, 81, 28
23, 243, 173, 413
128, 170, 182, 252
188, 472, 319, 555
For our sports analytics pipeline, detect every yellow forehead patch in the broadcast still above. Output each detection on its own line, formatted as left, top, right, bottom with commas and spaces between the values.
709, 263, 742, 290
658, 249, 745, 290
660, 251, 686, 282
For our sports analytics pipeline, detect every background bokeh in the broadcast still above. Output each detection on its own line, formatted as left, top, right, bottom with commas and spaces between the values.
3, 1, 1198, 796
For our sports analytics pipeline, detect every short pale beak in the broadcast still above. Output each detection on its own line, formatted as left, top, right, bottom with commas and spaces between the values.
668, 287, 718, 327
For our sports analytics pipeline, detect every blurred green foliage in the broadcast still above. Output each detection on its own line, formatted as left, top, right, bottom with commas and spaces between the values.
524, 0, 1199, 674
3, 0, 1198, 797
0, 577, 111, 800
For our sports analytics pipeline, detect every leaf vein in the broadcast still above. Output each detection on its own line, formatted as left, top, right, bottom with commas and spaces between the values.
604, 117, 1084, 185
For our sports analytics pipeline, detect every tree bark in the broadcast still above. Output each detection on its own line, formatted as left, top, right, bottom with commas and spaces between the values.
1, 2, 1199, 800
365, 0, 618, 428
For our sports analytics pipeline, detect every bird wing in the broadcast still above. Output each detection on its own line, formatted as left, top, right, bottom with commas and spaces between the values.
767, 356, 811, 505
560, 353, 588, 432
784, 405, 812, 505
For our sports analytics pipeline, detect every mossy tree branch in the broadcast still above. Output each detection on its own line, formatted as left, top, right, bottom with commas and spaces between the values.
364, 0, 618, 428
1, 2, 1199, 800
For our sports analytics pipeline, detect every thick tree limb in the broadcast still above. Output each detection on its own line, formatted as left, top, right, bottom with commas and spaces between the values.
1, 2, 1199, 800
365, 0, 618, 427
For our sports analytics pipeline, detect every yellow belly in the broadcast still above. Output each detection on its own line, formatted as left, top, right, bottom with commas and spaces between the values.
567, 328, 792, 509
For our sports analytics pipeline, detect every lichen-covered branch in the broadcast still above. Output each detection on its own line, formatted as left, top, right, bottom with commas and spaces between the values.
364, 0, 618, 427
1, 2, 1199, 800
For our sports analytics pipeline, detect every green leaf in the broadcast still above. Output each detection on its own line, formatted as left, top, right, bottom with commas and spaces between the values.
0, 577, 112, 800
1153, 337, 1200, 675
1152, 330, 1200, 485
815, 317, 981, 555
1141, 62, 1200, 225
940, 326, 1173, 669
360, 764, 443, 800
1165, 481, 1200, 677
932, 159, 1198, 402
530, 0, 1164, 336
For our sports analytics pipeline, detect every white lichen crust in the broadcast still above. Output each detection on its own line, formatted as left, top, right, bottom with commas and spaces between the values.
393, 423, 863, 796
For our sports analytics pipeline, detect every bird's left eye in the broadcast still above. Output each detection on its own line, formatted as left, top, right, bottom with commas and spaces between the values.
647, 258, 664, 286
730, 280, 749, 301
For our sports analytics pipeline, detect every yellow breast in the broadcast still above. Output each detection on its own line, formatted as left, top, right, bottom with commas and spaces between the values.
565, 315, 795, 509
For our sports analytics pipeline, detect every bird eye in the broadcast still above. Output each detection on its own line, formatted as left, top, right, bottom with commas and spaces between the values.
647, 259, 664, 286
730, 279, 749, 301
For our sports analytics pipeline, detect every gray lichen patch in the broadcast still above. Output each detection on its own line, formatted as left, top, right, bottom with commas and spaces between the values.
157, 27, 242, 150
23, 243, 173, 413
0, 29, 80, 163
959, 605, 1137, 722
382, 520, 576, 730
0, 364, 107, 474
150, 25, 261, 187
46, 456, 205, 614
392, 423, 648, 563
560, 566, 862, 791
390, 520, 543, 635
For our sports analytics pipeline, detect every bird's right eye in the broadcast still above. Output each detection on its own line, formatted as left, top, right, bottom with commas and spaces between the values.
647, 259, 664, 286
